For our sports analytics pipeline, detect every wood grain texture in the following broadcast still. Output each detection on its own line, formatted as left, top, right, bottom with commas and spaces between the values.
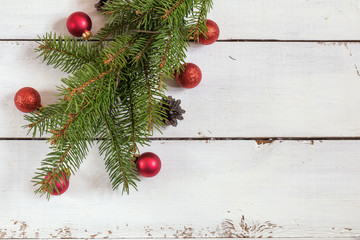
1, 0, 360, 40
2, 41, 360, 138
0, 140, 359, 239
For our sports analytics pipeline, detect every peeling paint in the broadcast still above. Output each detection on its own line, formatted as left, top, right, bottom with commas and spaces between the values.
343, 43, 360, 77
255, 139, 274, 146
317, 42, 360, 77
220, 215, 283, 238
2, 216, 355, 239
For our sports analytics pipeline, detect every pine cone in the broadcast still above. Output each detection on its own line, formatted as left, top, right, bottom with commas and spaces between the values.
161, 96, 185, 127
95, 0, 110, 11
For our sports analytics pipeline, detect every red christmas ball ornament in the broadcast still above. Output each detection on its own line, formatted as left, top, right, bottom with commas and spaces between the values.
136, 152, 161, 177
66, 12, 92, 39
45, 172, 70, 196
175, 63, 202, 89
14, 87, 41, 113
199, 19, 220, 45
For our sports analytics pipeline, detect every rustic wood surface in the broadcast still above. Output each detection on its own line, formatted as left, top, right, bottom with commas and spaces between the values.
1, 0, 360, 239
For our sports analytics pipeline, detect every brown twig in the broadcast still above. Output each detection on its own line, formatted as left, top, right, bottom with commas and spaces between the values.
104, 41, 133, 64
162, 0, 184, 19
49, 100, 90, 145
68, 69, 112, 98
28, 113, 53, 129
50, 114, 77, 145
135, 36, 154, 62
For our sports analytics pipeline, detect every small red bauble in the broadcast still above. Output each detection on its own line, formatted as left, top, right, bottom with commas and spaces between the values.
66, 12, 92, 39
45, 172, 70, 195
136, 152, 161, 177
175, 63, 202, 89
199, 19, 220, 45
14, 87, 41, 113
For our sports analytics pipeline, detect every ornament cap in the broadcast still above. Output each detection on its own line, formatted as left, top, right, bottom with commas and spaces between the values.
66, 11, 92, 38
82, 30, 93, 40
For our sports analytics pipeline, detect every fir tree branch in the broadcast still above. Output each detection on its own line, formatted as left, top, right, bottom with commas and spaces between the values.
98, 109, 140, 193
159, 30, 172, 90
69, 69, 112, 97
135, 36, 154, 62
162, 0, 184, 19
190, 0, 213, 40
28, 113, 53, 129
93, 22, 130, 43
41, 145, 72, 184
104, 41, 133, 64
38, 45, 89, 61
144, 64, 153, 131
49, 113, 77, 145
101, 111, 131, 189
195, 5, 205, 36
128, 81, 137, 154
36, 33, 100, 73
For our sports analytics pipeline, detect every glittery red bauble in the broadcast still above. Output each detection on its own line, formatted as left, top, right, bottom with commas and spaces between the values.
136, 152, 161, 177
175, 63, 202, 89
66, 12, 92, 38
45, 172, 70, 196
199, 19, 220, 45
14, 87, 41, 113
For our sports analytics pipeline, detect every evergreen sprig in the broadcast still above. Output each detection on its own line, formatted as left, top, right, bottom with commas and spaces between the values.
25, 0, 213, 199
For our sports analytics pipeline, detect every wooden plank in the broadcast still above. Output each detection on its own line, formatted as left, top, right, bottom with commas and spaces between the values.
1, 0, 360, 40
2, 41, 360, 138
0, 140, 359, 238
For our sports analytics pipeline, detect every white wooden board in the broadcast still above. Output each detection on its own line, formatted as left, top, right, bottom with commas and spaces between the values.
1, 0, 360, 40
0, 140, 359, 239
2, 41, 360, 138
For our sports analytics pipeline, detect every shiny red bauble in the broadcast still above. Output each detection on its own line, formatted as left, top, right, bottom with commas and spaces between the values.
199, 19, 220, 45
14, 87, 41, 113
66, 12, 92, 39
45, 172, 70, 195
175, 63, 202, 89
136, 152, 161, 177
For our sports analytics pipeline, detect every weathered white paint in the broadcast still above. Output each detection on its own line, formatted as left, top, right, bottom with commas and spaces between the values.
2, 0, 360, 40
0, 140, 359, 238
2, 42, 360, 137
